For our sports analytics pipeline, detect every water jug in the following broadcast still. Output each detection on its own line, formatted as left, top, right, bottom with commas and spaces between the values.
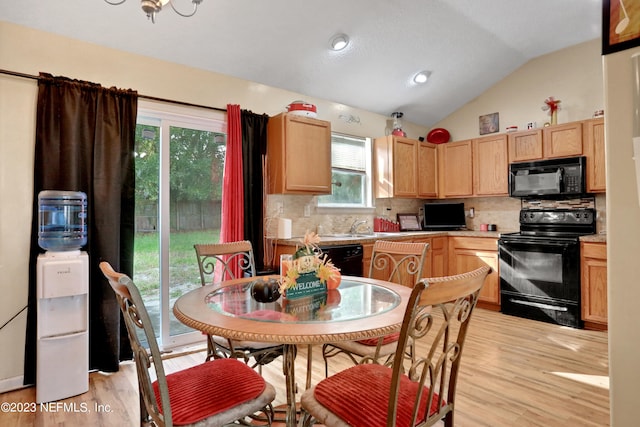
38, 190, 87, 251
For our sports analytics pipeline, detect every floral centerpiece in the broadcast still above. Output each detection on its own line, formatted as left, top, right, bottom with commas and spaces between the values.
542, 96, 561, 125
279, 231, 341, 299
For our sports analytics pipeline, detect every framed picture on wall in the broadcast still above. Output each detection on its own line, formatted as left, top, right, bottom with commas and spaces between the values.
603, 0, 640, 55
479, 112, 499, 135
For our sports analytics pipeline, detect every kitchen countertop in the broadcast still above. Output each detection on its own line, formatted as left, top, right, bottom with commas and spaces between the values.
274, 230, 505, 246
580, 234, 607, 243
275, 230, 606, 246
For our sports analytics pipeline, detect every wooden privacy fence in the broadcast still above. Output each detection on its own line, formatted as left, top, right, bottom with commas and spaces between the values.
135, 200, 222, 232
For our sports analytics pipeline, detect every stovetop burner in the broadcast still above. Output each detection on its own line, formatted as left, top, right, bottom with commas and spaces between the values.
500, 208, 596, 241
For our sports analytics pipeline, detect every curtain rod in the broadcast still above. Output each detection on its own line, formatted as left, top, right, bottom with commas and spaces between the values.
0, 68, 227, 113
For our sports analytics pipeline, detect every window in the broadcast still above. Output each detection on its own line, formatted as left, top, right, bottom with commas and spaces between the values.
134, 100, 226, 349
318, 133, 373, 208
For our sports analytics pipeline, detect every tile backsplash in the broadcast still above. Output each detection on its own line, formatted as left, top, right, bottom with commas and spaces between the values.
265, 193, 607, 237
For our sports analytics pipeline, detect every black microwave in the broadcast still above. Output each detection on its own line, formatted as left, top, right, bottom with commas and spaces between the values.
509, 156, 587, 198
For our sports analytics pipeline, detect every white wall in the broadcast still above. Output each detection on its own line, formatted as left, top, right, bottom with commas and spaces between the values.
0, 66, 37, 392
603, 46, 640, 427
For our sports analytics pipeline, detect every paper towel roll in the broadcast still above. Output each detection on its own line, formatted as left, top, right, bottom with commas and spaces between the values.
277, 218, 292, 239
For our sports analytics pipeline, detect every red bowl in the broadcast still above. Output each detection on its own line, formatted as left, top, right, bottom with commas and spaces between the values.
426, 128, 450, 144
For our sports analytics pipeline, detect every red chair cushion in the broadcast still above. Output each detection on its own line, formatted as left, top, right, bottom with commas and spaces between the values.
356, 332, 400, 346
314, 364, 442, 427
152, 358, 266, 426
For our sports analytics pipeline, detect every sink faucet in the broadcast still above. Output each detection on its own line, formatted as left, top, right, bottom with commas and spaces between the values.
349, 219, 369, 234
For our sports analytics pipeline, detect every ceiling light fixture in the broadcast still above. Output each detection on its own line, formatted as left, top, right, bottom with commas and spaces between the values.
413, 70, 431, 84
104, 0, 203, 24
330, 34, 350, 51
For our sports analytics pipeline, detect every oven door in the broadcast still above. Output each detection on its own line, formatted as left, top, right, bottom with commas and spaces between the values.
498, 237, 582, 327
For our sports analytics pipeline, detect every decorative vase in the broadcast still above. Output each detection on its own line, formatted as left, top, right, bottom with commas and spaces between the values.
551, 110, 558, 125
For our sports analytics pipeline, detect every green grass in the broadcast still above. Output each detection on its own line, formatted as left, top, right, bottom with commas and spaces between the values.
133, 229, 220, 297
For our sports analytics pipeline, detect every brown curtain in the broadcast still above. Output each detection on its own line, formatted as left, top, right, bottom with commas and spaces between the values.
241, 110, 269, 272
24, 73, 138, 384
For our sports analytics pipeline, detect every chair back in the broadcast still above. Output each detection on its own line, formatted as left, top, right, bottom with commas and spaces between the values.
99, 261, 173, 427
368, 240, 429, 287
194, 241, 256, 286
387, 265, 491, 427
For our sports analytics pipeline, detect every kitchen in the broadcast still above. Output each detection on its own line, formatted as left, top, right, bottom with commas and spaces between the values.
1, 7, 639, 427
271, 137, 607, 326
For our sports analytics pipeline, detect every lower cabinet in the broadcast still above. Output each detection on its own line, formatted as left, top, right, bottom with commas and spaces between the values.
275, 235, 608, 324
362, 242, 374, 276
581, 242, 608, 330
448, 237, 500, 311
412, 236, 447, 278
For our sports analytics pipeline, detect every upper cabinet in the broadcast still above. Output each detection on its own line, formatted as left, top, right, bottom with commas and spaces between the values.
438, 139, 473, 198
508, 129, 543, 162
374, 136, 438, 198
473, 134, 509, 196
542, 121, 583, 158
266, 113, 332, 195
417, 142, 438, 197
508, 121, 583, 162
584, 118, 606, 193
438, 134, 508, 198
508, 119, 606, 193
373, 118, 605, 200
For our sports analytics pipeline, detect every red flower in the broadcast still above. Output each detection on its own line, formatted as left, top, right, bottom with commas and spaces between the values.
542, 97, 561, 114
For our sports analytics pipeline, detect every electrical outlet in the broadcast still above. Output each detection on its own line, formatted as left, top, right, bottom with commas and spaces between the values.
276, 202, 284, 215
468, 207, 475, 218
303, 204, 311, 217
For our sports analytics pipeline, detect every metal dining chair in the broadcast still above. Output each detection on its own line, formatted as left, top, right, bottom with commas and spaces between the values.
300, 265, 491, 427
322, 240, 429, 376
194, 241, 285, 370
99, 261, 276, 427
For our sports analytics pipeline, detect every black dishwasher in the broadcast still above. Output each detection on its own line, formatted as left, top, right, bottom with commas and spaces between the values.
319, 244, 364, 277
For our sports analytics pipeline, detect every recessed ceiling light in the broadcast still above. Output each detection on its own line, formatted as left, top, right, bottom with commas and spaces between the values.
330, 34, 349, 51
413, 70, 431, 84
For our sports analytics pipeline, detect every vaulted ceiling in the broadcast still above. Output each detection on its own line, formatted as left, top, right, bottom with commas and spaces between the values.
1, 0, 602, 127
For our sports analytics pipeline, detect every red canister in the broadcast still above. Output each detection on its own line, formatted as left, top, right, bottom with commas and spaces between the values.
286, 101, 317, 118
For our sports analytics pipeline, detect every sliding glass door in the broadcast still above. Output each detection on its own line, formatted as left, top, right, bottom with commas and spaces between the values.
134, 101, 226, 349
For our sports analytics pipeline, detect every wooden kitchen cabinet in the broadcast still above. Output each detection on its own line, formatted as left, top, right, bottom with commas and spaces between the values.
508, 129, 543, 162
362, 242, 374, 276
508, 120, 587, 163
417, 142, 438, 197
438, 139, 473, 198
581, 242, 608, 330
448, 237, 500, 311
266, 113, 332, 194
584, 117, 606, 193
542, 121, 583, 158
438, 135, 507, 198
374, 136, 437, 198
411, 235, 447, 278
473, 134, 509, 196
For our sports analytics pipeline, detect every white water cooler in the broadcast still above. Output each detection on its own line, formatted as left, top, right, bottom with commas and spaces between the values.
35, 190, 89, 403
36, 251, 89, 403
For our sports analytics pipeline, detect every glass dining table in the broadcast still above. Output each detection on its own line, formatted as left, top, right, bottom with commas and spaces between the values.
173, 275, 412, 427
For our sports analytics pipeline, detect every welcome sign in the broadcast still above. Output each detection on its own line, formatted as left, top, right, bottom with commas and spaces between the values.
285, 271, 327, 299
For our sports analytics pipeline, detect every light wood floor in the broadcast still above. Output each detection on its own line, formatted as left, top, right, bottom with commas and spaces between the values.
0, 309, 609, 426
